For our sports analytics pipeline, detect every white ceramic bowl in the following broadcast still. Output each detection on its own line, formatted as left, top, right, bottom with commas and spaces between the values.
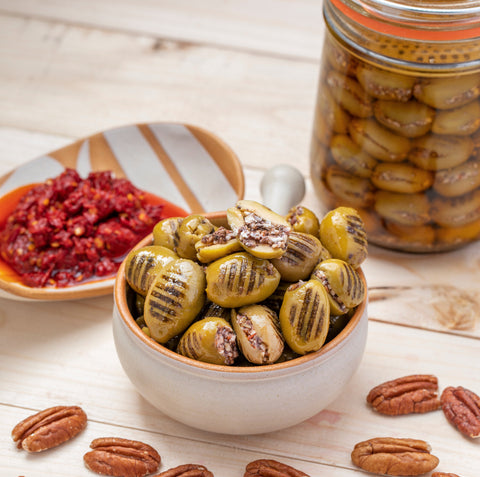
113, 223, 368, 435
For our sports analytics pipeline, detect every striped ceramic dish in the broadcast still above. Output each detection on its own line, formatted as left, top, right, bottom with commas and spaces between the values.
0, 122, 244, 301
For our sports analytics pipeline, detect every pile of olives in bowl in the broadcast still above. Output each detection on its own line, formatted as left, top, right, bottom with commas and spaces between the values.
122, 200, 368, 367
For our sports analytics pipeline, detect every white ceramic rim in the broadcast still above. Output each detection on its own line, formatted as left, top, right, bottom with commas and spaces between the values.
114, 225, 368, 376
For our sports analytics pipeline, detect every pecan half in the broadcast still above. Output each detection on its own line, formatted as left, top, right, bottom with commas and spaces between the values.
84, 437, 161, 477
441, 386, 480, 438
432, 473, 460, 477
351, 437, 439, 476
153, 463, 213, 476
11, 405, 87, 452
245, 459, 309, 477
367, 374, 441, 415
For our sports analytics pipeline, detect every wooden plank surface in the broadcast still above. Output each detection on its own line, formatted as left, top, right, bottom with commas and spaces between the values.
1, 294, 478, 474
0, 14, 318, 176
2, 407, 361, 477
0, 0, 325, 60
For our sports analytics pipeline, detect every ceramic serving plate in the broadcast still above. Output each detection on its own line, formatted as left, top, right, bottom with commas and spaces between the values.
0, 122, 244, 301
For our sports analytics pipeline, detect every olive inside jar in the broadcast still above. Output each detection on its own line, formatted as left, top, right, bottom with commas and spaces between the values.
310, 0, 480, 252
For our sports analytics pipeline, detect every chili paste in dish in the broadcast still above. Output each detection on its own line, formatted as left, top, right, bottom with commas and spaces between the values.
0, 169, 166, 288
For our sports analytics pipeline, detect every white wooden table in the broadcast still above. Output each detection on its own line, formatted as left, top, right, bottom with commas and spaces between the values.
0, 1, 479, 475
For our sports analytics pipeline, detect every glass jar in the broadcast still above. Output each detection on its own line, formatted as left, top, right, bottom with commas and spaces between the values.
310, 0, 480, 252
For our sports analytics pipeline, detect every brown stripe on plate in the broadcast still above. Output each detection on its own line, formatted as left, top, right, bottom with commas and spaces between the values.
102, 125, 190, 212
139, 124, 203, 212
49, 139, 82, 170
88, 132, 128, 179
148, 123, 240, 212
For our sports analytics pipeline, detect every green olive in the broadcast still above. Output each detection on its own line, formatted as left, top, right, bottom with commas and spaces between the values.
227, 200, 291, 259
285, 205, 320, 237
177, 317, 238, 365
356, 64, 415, 102
270, 232, 325, 282
319, 207, 368, 268
311, 258, 365, 315
231, 304, 284, 365
124, 245, 179, 296
205, 252, 280, 308
195, 226, 242, 263
279, 280, 330, 355
152, 217, 184, 251
176, 214, 215, 260
144, 259, 206, 344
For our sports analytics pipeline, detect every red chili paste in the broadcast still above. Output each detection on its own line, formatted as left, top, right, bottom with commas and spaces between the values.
0, 169, 167, 288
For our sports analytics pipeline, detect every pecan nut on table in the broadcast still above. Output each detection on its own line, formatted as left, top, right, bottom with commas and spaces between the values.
153, 463, 214, 476
244, 459, 309, 477
11, 405, 87, 452
83, 437, 161, 477
366, 374, 441, 415
441, 386, 480, 438
351, 437, 439, 476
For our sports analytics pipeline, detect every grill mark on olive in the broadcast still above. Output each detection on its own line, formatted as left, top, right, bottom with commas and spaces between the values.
150, 286, 183, 307
285, 245, 306, 262
146, 299, 177, 319
291, 304, 304, 337
345, 264, 361, 303
353, 235, 367, 247
346, 222, 367, 246
127, 255, 154, 291
314, 304, 326, 340
288, 304, 298, 328
137, 265, 149, 292
299, 288, 312, 339
178, 331, 200, 359
148, 293, 178, 312
354, 269, 363, 302
287, 237, 315, 262
298, 288, 321, 341
255, 266, 265, 289
139, 256, 156, 290
340, 265, 348, 291
226, 262, 237, 292
305, 289, 319, 340
346, 216, 364, 230
346, 267, 357, 301
281, 252, 299, 265
346, 266, 357, 297
247, 261, 256, 295
161, 284, 186, 301
126, 254, 142, 283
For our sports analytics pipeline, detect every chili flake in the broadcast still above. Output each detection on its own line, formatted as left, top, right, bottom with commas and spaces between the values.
0, 169, 166, 288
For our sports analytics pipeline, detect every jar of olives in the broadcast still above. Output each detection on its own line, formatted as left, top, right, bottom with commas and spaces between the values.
310, 0, 480, 252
